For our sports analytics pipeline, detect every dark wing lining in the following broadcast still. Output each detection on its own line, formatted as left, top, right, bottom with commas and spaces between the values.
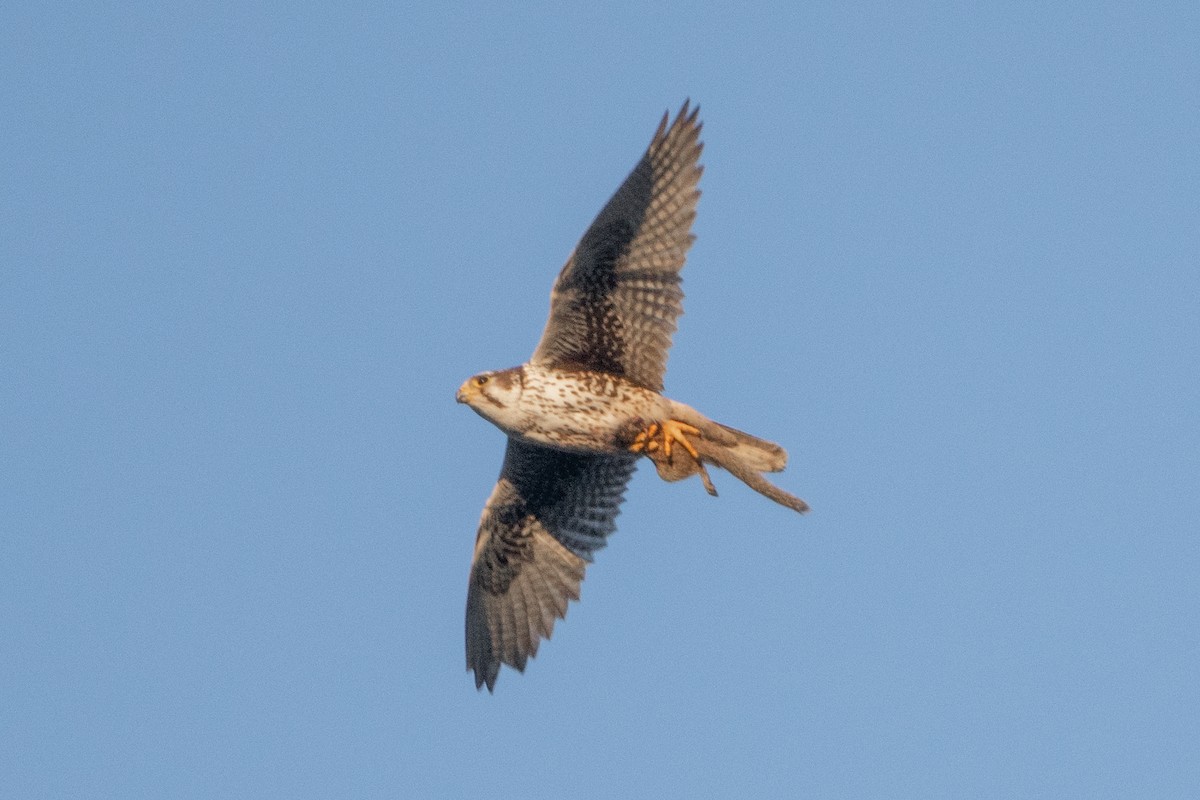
530, 101, 703, 392
465, 437, 637, 691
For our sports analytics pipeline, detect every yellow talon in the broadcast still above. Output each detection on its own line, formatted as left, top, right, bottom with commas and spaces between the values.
663, 420, 701, 460
628, 422, 659, 453
628, 419, 701, 461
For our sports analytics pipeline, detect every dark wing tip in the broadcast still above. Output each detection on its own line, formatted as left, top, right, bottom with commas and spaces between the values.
480, 668, 497, 693
654, 108, 670, 141
680, 97, 700, 127
657, 99, 700, 149
653, 99, 703, 148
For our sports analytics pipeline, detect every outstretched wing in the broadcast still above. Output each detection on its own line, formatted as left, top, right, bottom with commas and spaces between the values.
466, 437, 637, 691
531, 101, 703, 393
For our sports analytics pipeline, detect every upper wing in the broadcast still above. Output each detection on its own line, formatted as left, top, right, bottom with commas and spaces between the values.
465, 437, 637, 691
530, 101, 703, 392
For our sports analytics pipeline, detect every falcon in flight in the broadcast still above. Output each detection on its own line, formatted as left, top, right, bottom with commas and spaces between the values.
457, 101, 808, 691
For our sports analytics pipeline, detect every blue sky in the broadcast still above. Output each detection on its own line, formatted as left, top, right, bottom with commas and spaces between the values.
4, 2, 1198, 797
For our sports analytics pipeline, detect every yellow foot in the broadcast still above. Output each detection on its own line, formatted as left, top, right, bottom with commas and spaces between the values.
628, 419, 702, 460
630, 420, 719, 498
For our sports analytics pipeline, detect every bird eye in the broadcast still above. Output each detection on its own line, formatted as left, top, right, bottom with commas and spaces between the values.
475, 376, 489, 386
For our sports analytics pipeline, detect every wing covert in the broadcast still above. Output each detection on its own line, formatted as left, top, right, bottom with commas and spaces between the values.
465, 437, 637, 691
531, 101, 703, 392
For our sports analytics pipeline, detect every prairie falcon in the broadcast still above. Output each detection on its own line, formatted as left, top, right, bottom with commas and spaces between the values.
457, 101, 808, 691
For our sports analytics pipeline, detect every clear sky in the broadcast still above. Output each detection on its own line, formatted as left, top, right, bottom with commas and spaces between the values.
4, 2, 1197, 797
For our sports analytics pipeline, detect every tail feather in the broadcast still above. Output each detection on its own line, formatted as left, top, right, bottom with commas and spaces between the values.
706, 422, 788, 473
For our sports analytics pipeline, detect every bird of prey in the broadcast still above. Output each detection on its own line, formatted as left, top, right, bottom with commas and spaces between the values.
456, 101, 808, 692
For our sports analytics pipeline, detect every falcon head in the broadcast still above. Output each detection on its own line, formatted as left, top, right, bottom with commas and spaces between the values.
456, 367, 526, 429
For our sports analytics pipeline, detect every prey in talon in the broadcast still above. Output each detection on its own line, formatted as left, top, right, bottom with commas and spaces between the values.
455, 101, 809, 693
627, 419, 718, 496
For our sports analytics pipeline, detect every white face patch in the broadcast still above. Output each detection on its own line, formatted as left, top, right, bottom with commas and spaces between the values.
463, 367, 528, 433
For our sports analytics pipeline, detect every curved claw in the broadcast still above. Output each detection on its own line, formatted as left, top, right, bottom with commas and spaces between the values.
662, 420, 701, 460
631, 419, 720, 498
629, 420, 701, 460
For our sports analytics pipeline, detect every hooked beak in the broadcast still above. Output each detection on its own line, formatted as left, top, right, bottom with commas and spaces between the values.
455, 380, 472, 404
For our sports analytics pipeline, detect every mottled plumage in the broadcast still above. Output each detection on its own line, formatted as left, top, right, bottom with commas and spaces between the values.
457, 102, 808, 692
463, 439, 636, 691
531, 103, 701, 392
